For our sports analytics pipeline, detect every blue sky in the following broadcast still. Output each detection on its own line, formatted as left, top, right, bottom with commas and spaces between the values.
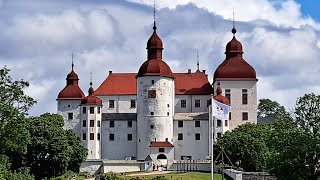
0, 0, 319, 116
296, 0, 320, 21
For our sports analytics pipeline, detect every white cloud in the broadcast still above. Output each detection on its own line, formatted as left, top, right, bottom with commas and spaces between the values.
127, 0, 320, 29
24, 80, 56, 101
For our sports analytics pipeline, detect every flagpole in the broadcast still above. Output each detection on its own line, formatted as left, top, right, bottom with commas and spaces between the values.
211, 116, 215, 180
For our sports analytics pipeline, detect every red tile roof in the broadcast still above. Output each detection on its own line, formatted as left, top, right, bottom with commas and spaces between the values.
94, 71, 213, 96
149, 141, 174, 147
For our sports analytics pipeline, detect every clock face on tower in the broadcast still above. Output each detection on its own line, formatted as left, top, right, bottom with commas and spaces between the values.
148, 90, 156, 98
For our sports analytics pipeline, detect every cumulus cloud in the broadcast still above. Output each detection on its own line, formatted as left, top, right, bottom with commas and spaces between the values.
0, 0, 319, 115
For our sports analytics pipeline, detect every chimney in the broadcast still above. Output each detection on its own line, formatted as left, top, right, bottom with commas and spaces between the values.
187, 69, 191, 74
202, 70, 206, 73
109, 71, 112, 75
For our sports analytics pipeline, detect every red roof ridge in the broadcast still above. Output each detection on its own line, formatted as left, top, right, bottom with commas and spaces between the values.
149, 141, 174, 147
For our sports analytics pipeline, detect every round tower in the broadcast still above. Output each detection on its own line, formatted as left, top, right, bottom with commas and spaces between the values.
213, 26, 258, 130
57, 63, 85, 136
136, 21, 175, 161
80, 82, 103, 159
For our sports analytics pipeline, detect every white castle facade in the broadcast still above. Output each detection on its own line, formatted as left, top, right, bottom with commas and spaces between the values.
57, 22, 257, 172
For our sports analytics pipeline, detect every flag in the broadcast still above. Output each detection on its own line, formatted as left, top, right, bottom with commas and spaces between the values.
211, 98, 231, 120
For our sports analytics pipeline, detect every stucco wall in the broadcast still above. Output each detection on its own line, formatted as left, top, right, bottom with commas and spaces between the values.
175, 95, 211, 113
57, 100, 82, 136
214, 81, 257, 130
173, 119, 209, 160
103, 161, 143, 173
137, 76, 174, 160
80, 160, 103, 175
98, 95, 137, 113
101, 120, 137, 160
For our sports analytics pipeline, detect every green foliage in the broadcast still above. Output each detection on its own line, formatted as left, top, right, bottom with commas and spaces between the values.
98, 173, 121, 180
258, 98, 290, 120
213, 123, 271, 171
25, 113, 87, 179
151, 176, 168, 180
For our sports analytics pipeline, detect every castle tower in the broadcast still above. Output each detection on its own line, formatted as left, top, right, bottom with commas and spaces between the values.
136, 20, 175, 161
80, 81, 103, 159
213, 26, 258, 130
57, 62, 85, 136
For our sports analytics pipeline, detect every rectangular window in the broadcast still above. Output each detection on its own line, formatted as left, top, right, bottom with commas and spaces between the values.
178, 133, 183, 140
82, 107, 86, 114
90, 107, 94, 114
242, 112, 248, 120
167, 112, 169, 116
128, 134, 132, 141
151, 80, 155, 84
97, 121, 101, 127
82, 133, 86, 140
159, 148, 165, 153
68, 113, 73, 120
109, 134, 114, 141
150, 112, 154, 115
82, 120, 86, 127
90, 120, 94, 127
217, 120, 222, 127
97, 107, 101, 114
181, 100, 186, 108
195, 100, 201, 108
97, 133, 100, 141
207, 99, 211, 107
178, 121, 183, 128
109, 100, 115, 108
195, 121, 200, 127
90, 133, 94, 140
242, 89, 248, 105
225, 89, 231, 103
225, 120, 228, 127
217, 133, 222, 138
229, 112, 231, 121
128, 120, 132, 128
110, 120, 114, 127
130, 100, 136, 108
150, 125, 154, 129
195, 133, 200, 140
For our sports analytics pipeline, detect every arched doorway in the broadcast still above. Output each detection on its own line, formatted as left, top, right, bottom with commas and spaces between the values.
157, 154, 168, 170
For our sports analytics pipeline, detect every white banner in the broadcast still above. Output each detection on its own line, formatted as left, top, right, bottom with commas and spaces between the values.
212, 98, 231, 120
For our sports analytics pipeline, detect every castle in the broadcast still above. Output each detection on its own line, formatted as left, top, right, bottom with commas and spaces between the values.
57, 19, 257, 171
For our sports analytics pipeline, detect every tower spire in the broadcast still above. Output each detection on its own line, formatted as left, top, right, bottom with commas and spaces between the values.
153, 0, 157, 31
197, 49, 199, 71
232, 9, 237, 36
71, 52, 74, 71
90, 72, 93, 87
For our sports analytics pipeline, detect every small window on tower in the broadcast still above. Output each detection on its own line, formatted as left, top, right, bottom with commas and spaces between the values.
178, 133, 183, 140
195, 133, 201, 140
130, 100, 136, 108
195, 121, 200, 127
207, 99, 211, 107
242, 112, 248, 120
195, 100, 201, 108
82, 107, 86, 114
82, 120, 86, 127
128, 120, 132, 128
90, 107, 94, 114
97, 121, 101, 127
90, 133, 94, 140
110, 121, 114, 127
242, 89, 248, 105
217, 120, 222, 127
82, 133, 86, 140
97, 107, 101, 114
150, 112, 154, 115
151, 80, 155, 84
150, 125, 154, 129
97, 133, 100, 141
90, 120, 94, 127
178, 121, 183, 128
128, 134, 133, 141
68, 113, 73, 120
109, 134, 114, 141
181, 100, 186, 108
109, 100, 115, 108
229, 112, 231, 121
225, 120, 228, 127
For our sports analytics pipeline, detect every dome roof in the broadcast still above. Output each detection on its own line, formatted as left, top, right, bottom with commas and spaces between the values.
214, 28, 256, 81
81, 84, 102, 105
213, 82, 230, 105
137, 21, 173, 79
137, 59, 173, 78
57, 66, 84, 100
57, 85, 85, 99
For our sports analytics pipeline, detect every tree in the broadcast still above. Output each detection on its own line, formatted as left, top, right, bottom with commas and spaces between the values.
213, 123, 271, 171
267, 94, 320, 180
25, 113, 87, 179
257, 98, 290, 124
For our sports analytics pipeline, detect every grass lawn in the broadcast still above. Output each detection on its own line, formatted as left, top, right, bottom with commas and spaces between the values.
119, 172, 222, 180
